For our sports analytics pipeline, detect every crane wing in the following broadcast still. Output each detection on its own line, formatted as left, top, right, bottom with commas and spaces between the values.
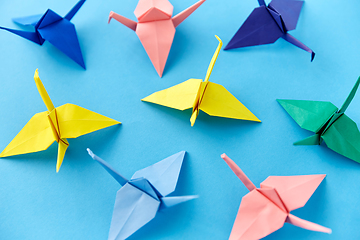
277, 99, 338, 133
0, 111, 55, 157
108, 183, 160, 240
131, 151, 185, 197
199, 82, 260, 122
224, 6, 283, 50
55, 103, 120, 139
322, 114, 360, 163
228, 190, 287, 240
142, 79, 201, 111
260, 174, 326, 212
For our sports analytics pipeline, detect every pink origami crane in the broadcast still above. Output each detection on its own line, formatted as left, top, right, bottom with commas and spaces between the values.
221, 154, 331, 240
108, 0, 206, 77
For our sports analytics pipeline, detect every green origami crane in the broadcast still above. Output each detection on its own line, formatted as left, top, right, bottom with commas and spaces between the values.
278, 77, 360, 163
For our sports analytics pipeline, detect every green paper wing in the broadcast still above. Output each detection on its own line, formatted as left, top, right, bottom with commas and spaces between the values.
322, 114, 360, 163
277, 99, 338, 132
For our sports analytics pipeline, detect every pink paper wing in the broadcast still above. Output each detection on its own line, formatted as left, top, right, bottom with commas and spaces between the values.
229, 190, 287, 240
136, 20, 175, 77
260, 175, 326, 212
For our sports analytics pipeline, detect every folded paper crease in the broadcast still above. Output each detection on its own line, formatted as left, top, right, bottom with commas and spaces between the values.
88, 149, 197, 240
142, 36, 260, 126
221, 153, 331, 240
0, 69, 120, 172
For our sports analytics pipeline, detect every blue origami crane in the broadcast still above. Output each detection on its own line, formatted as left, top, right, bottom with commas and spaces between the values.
87, 149, 197, 240
224, 0, 315, 61
0, 0, 86, 68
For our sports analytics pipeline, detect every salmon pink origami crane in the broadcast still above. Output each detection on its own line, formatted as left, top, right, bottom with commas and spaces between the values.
108, 0, 206, 77
221, 153, 331, 240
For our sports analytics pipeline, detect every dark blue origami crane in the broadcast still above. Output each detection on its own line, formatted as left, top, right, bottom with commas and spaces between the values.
225, 0, 315, 61
0, 0, 86, 68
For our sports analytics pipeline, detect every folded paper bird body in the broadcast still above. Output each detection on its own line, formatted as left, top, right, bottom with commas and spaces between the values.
142, 36, 260, 126
225, 0, 315, 61
278, 77, 360, 163
108, 0, 205, 77
87, 149, 197, 240
0, 69, 120, 172
0, 0, 86, 68
221, 154, 331, 240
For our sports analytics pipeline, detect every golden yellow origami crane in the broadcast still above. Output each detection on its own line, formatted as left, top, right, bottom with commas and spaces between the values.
0, 69, 121, 172
142, 36, 261, 126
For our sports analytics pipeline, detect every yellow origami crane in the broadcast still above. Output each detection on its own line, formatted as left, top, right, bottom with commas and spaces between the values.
142, 35, 261, 126
0, 69, 121, 172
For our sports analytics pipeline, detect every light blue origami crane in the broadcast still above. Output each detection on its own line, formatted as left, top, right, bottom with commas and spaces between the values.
0, 0, 86, 68
87, 149, 197, 240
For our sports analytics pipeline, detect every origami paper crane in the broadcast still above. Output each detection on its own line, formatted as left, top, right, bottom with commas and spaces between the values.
278, 77, 360, 163
142, 36, 260, 126
108, 0, 206, 77
87, 149, 197, 240
0, 0, 86, 68
221, 153, 331, 240
224, 0, 315, 61
0, 69, 120, 172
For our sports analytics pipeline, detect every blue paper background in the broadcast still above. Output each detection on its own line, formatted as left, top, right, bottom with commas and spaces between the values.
0, 0, 359, 239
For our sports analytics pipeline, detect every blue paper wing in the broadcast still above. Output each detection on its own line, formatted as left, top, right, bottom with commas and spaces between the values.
322, 114, 360, 163
13, 14, 43, 26
37, 19, 85, 68
224, 6, 283, 50
109, 183, 160, 240
131, 151, 185, 197
269, 0, 304, 31
0, 26, 43, 44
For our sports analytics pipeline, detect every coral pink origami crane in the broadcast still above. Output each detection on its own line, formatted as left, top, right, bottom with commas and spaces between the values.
221, 154, 331, 240
108, 0, 206, 77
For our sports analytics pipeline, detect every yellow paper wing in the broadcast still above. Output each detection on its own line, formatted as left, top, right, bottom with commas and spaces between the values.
0, 111, 56, 157
199, 82, 261, 122
55, 103, 121, 139
142, 79, 202, 110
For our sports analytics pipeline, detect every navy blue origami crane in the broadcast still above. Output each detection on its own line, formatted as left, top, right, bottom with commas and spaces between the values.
225, 0, 315, 61
0, 0, 86, 68
87, 149, 197, 240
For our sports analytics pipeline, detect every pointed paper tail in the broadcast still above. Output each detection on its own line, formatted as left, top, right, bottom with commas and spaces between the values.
64, 0, 86, 21
87, 148, 128, 186
221, 154, 256, 191
0, 26, 43, 45
294, 134, 321, 145
56, 139, 69, 172
34, 69, 55, 112
172, 0, 205, 28
204, 35, 222, 82
108, 11, 137, 31
159, 195, 198, 210
282, 33, 315, 61
190, 109, 199, 126
286, 214, 332, 234
339, 76, 360, 114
